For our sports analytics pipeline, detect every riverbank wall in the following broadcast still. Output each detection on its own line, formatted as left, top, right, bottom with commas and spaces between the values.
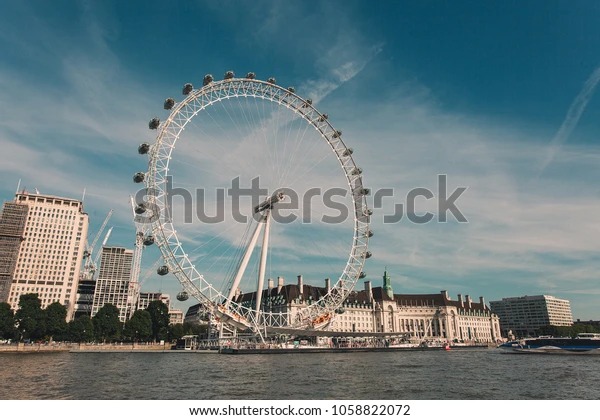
71, 343, 173, 352
0, 342, 173, 353
0, 343, 71, 353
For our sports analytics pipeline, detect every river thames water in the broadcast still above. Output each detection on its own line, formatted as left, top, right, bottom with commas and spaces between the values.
1, 349, 599, 400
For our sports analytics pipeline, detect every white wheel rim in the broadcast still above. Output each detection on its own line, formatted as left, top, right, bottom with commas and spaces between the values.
142, 77, 370, 332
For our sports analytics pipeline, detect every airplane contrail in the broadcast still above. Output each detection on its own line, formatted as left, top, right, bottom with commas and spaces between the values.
539, 65, 600, 174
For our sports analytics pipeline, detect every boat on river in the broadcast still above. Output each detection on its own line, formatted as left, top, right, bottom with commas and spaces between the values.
499, 333, 600, 354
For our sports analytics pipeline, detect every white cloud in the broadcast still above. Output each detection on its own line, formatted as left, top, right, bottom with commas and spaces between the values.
539, 65, 600, 174
312, 74, 600, 317
2, 1, 599, 318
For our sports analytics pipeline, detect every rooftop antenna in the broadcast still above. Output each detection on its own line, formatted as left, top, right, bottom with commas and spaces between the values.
82, 188, 86, 203
15, 179, 21, 194
34, 188, 40, 194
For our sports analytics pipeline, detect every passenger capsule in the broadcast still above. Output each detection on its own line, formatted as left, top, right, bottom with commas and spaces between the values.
335, 307, 345, 314
343, 148, 354, 156
332, 130, 342, 138
133, 172, 145, 183
177, 291, 189, 302
224, 70, 235, 80
359, 272, 367, 279
364, 209, 373, 217
366, 230, 374, 238
267, 77, 276, 84
164, 98, 175, 110
351, 167, 363, 176
203, 74, 214, 86
302, 98, 313, 108
287, 87, 295, 93
362, 251, 372, 259
143, 235, 155, 246
318, 114, 328, 122
134, 203, 147, 214
157, 265, 169, 276
357, 187, 370, 196
246, 72, 256, 79
182, 83, 193, 95
148, 117, 160, 130
138, 143, 150, 155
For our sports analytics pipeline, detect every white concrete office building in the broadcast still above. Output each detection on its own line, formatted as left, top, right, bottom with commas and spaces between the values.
489, 295, 573, 337
91, 246, 134, 323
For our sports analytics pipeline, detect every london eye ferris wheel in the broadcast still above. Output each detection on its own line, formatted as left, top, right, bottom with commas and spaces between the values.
133, 71, 371, 338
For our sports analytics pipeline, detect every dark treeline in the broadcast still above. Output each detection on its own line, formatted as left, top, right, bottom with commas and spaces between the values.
537, 324, 600, 337
0, 293, 204, 343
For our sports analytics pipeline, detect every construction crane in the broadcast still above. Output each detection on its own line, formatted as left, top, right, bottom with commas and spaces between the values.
81, 209, 113, 281
91, 227, 113, 277
124, 196, 148, 320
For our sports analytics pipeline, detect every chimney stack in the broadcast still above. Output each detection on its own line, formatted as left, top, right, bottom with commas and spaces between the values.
268, 278, 274, 289
458, 294, 464, 308
297, 275, 304, 294
441, 290, 449, 300
325, 278, 331, 293
466, 295, 472, 309
277, 276, 284, 293
479, 296, 485, 308
364, 280, 373, 302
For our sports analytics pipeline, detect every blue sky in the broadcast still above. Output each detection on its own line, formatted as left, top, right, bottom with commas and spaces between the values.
1, 1, 599, 319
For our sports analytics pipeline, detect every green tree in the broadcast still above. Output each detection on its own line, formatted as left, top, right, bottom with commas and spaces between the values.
123, 310, 152, 342
167, 323, 185, 341
68, 315, 94, 343
15, 294, 46, 340
145, 300, 170, 342
93, 304, 122, 342
44, 302, 67, 341
538, 324, 600, 338
183, 322, 208, 337
0, 302, 16, 339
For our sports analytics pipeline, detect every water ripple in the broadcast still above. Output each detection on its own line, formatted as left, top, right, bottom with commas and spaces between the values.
1, 350, 600, 399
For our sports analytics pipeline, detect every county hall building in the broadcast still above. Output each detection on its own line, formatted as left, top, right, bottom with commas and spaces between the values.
230, 270, 501, 343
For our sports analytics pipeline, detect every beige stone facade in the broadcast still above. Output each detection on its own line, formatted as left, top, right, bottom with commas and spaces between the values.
4, 192, 89, 320
233, 271, 502, 343
329, 281, 501, 343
